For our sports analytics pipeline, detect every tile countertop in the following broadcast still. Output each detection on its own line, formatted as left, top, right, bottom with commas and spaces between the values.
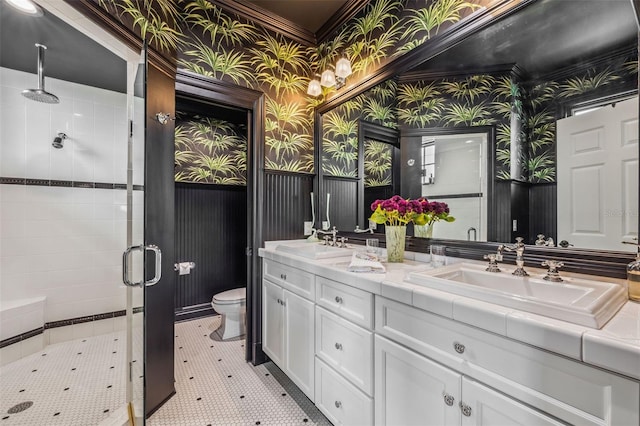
260, 240, 640, 381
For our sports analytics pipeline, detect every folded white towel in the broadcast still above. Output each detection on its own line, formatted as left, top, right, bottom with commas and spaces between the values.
347, 252, 386, 273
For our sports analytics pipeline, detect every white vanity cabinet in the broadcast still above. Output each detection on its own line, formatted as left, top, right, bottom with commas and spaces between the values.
262, 260, 315, 401
375, 334, 564, 426
260, 250, 639, 426
314, 276, 375, 424
375, 296, 640, 426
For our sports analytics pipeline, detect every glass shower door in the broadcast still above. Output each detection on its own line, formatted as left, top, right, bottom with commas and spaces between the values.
122, 47, 149, 424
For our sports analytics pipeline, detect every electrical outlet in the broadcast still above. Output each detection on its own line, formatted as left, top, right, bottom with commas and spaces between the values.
322, 221, 329, 230
368, 219, 377, 230
303, 221, 313, 236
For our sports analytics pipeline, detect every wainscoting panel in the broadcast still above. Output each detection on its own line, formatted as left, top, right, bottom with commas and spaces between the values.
323, 177, 359, 232
529, 183, 557, 244
174, 183, 247, 315
263, 172, 314, 241
364, 185, 394, 226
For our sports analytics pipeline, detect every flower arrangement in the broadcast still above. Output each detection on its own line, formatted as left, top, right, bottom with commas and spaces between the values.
369, 195, 455, 226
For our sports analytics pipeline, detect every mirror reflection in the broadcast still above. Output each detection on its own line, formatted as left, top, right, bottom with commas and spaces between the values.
320, 0, 639, 252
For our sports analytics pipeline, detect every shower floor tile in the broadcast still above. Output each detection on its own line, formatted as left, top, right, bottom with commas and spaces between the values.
0, 330, 129, 425
149, 316, 332, 426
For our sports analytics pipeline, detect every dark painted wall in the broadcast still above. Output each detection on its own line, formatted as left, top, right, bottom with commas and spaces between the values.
174, 183, 247, 315
144, 61, 176, 416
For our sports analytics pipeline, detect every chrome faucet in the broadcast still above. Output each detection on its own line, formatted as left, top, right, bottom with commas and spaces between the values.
318, 226, 339, 246
354, 225, 375, 234
535, 234, 555, 247
503, 237, 528, 276
483, 245, 504, 272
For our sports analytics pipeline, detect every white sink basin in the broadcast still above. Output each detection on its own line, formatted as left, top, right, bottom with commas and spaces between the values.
405, 262, 627, 329
275, 243, 353, 260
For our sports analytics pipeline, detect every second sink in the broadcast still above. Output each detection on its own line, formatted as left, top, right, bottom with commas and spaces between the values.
404, 262, 627, 329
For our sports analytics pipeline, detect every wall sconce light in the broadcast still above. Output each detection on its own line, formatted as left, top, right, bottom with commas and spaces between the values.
307, 55, 352, 97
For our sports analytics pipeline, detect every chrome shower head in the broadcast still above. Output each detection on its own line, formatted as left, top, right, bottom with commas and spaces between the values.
22, 44, 59, 104
52, 132, 66, 149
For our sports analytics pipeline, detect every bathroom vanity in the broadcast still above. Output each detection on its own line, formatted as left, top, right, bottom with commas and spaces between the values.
259, 241, 640, 426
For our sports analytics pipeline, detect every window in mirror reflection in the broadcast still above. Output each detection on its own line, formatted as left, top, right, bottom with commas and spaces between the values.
421, 140, 435, 185
420, 133, 487, 241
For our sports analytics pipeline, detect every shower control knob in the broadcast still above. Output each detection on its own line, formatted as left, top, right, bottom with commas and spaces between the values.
335, 296, 343, 304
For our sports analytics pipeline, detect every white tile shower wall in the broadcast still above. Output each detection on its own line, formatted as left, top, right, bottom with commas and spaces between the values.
0, 185, 129, 324
0, 67, 129, 182
0, 67, 137, 329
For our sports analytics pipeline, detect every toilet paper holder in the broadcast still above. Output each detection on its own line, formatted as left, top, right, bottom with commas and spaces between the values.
174, 262, 196, 274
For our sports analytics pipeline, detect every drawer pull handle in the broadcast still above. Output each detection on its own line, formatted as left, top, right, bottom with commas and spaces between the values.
335, 401, 342, 408
280, 273, 287, 280
460, 402, 472, 417
335, 296, 343, 304
277, 298, 281, 305
453, 342, 465, 354
335, 342, 343, 350
443, 393, 455, 406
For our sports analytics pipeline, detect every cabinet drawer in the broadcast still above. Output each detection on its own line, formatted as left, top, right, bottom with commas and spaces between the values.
315, 357, 373, 426
316, 276, 373, 329
376, 296, 640, 426
263, 259, 315, 301
316, 307, 373, 395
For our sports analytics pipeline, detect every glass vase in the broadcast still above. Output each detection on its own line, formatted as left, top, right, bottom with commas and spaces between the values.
385, 225, 406, 263
414, 222, 434, 238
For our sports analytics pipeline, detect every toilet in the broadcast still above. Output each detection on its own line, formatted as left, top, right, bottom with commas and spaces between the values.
211, 287, 246, 340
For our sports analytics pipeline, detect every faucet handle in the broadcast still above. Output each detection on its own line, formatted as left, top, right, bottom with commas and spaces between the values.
483, 253, 501, 272
541, 260, 564, 282
339, 236, 348, 248
515, 236, 525, 245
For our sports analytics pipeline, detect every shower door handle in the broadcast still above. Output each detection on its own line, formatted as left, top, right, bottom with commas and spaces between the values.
122, 245, 162, 287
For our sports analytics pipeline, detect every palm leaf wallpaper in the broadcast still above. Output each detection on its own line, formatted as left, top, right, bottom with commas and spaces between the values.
364, 139, 393, 187
322, 79, 397, 176
174, 113, 247, 185
96, 0, 488, 181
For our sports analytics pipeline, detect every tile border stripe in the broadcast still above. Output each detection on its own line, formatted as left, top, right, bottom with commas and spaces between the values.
0, 306, 144, 348
0, 177, 144, 190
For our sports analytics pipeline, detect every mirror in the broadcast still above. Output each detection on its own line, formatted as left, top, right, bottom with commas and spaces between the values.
319, 0, 639, 253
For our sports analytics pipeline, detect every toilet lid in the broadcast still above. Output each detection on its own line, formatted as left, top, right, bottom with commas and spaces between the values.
213, 287, 246, 304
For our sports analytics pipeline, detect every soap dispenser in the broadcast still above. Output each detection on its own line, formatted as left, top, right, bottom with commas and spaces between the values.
627, 248, 640, 302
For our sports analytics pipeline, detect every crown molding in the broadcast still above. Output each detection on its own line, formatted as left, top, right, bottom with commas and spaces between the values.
315, 0, 370, 43
398, 63, 516, 83
213, 0, 316, 46
533, 42, 637, 83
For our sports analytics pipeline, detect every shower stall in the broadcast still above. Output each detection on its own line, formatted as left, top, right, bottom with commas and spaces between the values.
0, 2, 148, 424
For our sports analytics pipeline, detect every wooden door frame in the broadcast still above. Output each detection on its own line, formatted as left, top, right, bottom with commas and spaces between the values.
175, 69, 266, 365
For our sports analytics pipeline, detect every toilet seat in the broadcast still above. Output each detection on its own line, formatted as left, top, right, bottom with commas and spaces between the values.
213, 287, 246, 305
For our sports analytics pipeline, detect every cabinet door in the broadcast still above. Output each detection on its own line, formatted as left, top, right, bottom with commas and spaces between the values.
262, 280, 284, 368
461, 378, 564, 426
375, 335, 461, 426
284, 289, 315, 401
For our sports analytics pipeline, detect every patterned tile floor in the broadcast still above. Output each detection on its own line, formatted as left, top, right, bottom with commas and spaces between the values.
0, 330, 134, 425
0, 316, 330, 425
149, 316, 331, 426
